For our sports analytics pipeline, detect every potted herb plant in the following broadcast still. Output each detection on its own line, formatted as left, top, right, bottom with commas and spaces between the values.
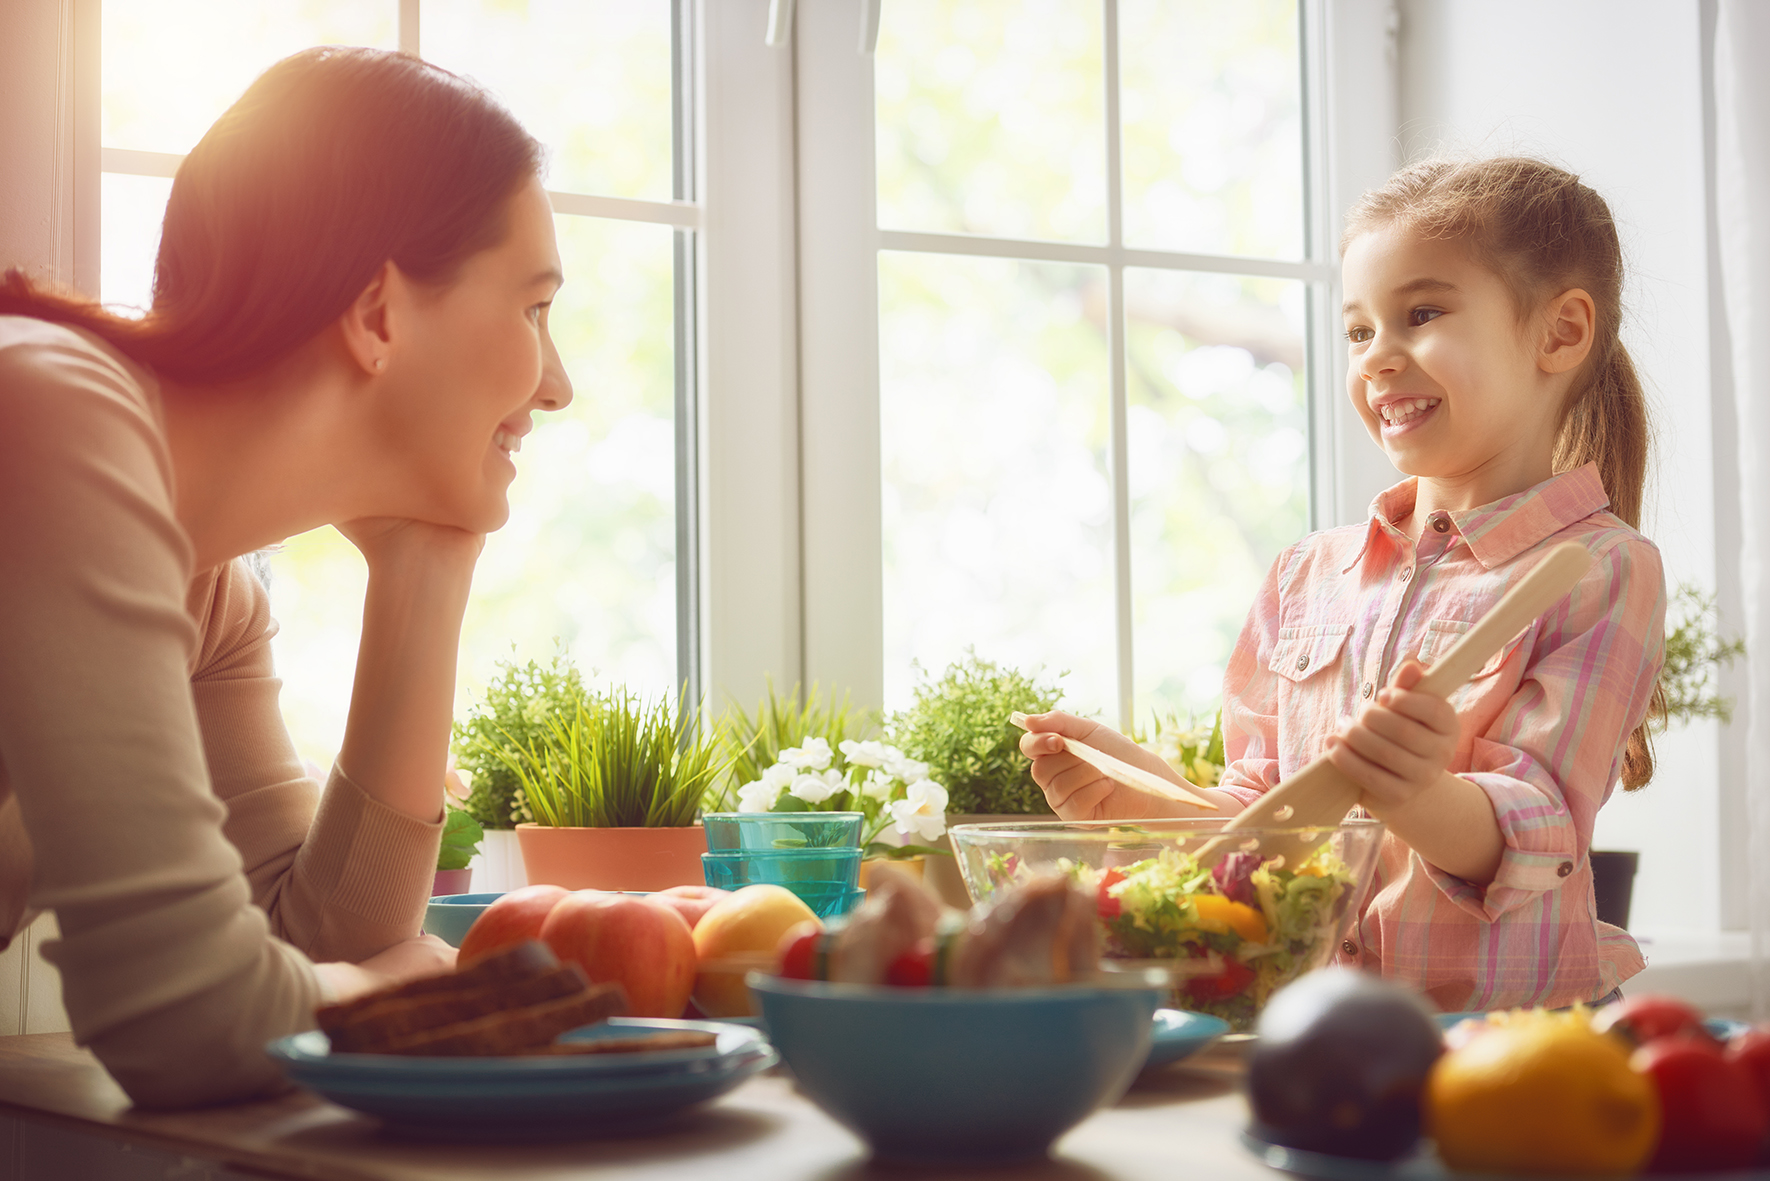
468, 668, 729, 892
452, 655, 590, 891
432, 806, 483, 896
887, 651, 1064, 905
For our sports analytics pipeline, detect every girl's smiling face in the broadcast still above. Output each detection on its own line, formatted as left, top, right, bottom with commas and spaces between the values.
1340, 224, 1580, 508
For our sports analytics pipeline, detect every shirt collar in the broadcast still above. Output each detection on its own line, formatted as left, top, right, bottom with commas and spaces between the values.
1348, 463, 1612, 571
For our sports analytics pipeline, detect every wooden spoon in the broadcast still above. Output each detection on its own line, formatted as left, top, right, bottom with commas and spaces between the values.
1009, 712, 1220, 810
1194, 540, 1594, 867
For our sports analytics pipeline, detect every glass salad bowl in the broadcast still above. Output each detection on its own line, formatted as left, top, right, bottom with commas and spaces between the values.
949, 818, 1384, 1031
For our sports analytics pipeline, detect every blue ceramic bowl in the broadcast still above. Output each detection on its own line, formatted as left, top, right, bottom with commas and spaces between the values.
748, 974, 1161, 1163
702, 847, 863, 918
422, 892, 504, 948
701, 812, 863, 851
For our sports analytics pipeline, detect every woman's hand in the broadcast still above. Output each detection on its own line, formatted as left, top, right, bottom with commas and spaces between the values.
314, 934, 457, 1006
335, 516, 484, 574
1018, 712, 1239, 821
1323, 658, 1458, 809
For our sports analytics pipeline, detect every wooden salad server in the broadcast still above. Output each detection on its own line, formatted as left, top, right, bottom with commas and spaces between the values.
1008, 712, 1220, 810
1193, 540, 1594, 868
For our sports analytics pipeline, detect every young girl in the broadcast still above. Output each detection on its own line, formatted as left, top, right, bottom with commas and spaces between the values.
1021, 157, 1664, 1013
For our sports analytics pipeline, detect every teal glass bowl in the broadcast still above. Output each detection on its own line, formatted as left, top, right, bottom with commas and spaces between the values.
701, 812, 863, 851
749, 975, 1161, 1162
702, 847, 863, 918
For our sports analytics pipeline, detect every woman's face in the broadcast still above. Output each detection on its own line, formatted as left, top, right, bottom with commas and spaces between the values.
373, 175, 572, 533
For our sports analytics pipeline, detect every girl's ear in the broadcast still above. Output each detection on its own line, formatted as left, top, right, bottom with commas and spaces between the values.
1538, 287, 1597, 375
337, 260, 399, 377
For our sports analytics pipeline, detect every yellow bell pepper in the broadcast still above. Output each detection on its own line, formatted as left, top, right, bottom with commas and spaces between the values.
1192, 894, 1270, 943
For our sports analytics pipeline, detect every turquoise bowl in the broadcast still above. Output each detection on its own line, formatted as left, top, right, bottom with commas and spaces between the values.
702, 847, 863, 918
748, 975, 1161, 1163
701, 812, 863, 851
422, 891, 504, 948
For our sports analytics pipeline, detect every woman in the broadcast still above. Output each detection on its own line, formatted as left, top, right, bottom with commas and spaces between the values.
0, 47, 570, 1107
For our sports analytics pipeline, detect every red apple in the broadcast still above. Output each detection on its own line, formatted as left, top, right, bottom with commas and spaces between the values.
457, 884, 569, 965
540, 891, 697, 1019
653, 885, 730, 930
1634, 1036, 1768, 1172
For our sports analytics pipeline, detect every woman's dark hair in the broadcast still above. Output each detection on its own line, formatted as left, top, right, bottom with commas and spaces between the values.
1, 47, 543, 383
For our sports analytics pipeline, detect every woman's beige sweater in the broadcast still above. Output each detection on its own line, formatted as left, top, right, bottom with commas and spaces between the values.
0, 316, 443, 1108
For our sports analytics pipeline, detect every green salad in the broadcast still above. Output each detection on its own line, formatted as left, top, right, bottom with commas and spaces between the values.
984, 841, 1357, 1029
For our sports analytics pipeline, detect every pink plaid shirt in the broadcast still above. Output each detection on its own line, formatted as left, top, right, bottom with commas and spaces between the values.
1217, 463, 1663, 1011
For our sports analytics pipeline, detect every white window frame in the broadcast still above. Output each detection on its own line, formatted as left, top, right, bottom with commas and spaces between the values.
792, 0, 1400, 723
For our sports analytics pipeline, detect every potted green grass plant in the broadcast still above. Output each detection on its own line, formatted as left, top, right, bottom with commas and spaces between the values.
467, 666, 729, 892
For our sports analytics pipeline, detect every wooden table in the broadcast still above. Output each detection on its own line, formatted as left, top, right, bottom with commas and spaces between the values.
0, 1033, 1282, 1180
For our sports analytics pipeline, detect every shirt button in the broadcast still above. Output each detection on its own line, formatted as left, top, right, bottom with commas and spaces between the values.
1399, 567, 1412, 582
1296, 655, 1310, 671
1341, 940, 1358, 956
1361, 682, 1374, 699
1557, 861, 1574, 878
1432, 516, 1450, 533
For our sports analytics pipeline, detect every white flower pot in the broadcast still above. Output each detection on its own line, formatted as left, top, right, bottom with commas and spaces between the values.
469, 828, 528, 894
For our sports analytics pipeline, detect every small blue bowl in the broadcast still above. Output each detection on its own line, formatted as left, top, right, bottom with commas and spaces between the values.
422, 892, 505, 948
749, 974, 1161, 1163
702, 812, 863, 851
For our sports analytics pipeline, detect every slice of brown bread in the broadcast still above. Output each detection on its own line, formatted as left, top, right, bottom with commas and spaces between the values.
323, 964, 592, 1053
315, 940, 560, 1032
375, 982, 629, 1056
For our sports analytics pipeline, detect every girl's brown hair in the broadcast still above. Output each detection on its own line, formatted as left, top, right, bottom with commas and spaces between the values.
1, 46, 542, 384
1342, 157, 1663, 790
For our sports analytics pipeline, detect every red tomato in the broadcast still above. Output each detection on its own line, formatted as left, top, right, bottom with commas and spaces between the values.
1097, 869, 1126, 921
775, 925, 825, 980
1183, 957, 1255, 1003
1726, 1026, 1770, 1119
1634, 1036, 1768, 1172
1593, 994, 1709, 1047
885, 942, 934, 987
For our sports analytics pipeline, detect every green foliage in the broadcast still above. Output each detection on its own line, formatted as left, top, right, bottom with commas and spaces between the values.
709, 681, 877, 811
453, 655, 587, 829
887, 651, 1063, 815
1661, 584, 1746, 727
437, 808, 485, 872
477, 687, 728, 829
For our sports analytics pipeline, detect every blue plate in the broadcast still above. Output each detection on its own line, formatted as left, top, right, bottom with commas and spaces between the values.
1436, 1011, 1748, 1042
1142, 1008, 1230, 1069
1242, 1128, 1770, 1180
266, 1017, 776, 1140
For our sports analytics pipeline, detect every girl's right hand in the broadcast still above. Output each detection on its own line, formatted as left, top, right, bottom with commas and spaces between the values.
315, 934, 458, 1006
1018, 712, 1191, 821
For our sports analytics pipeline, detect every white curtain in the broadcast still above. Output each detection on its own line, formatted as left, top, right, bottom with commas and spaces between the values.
1715, 0, 1770, 1019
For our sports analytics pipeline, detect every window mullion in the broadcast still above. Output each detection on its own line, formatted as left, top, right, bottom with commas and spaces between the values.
1104, 0, 1134, 731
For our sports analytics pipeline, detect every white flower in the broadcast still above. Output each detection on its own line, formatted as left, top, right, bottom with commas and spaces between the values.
789, 769, 845, 805
888, 779, 949, 842
781, 737, 833, 770
884, 752, 930, 782
736, 780, 783, 813
839, 739, 892, 769
761, 761, 797, 789
861, 769, 896, 803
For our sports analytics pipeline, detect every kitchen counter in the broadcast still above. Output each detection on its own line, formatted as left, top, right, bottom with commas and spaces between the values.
0, 1032, 1281, 1180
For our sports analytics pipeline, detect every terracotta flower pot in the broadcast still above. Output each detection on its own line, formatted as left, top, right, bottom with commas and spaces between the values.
515, 823, 708, 892
923, 812, 1055, 908
858, 856, 925, 891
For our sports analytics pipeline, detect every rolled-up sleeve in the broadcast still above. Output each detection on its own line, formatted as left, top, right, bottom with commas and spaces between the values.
1425, 536, 1665, 920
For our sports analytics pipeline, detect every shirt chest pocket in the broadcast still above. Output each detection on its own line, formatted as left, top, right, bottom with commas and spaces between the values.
1416, 619, 1536, 683
1270, 624, 1354, 684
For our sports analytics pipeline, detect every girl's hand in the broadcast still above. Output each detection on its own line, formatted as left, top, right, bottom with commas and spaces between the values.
1324, 658, 1459, 809
314, 934, 458, 1005
336, 516, 484, 574
1018, 712, 1232, 821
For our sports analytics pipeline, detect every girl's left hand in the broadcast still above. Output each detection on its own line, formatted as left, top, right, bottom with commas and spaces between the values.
337, 516, 485, 573
1324, 658, 1459, 809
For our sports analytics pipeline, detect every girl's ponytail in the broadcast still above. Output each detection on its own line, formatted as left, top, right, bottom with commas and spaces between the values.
1344, 156, 1664, 790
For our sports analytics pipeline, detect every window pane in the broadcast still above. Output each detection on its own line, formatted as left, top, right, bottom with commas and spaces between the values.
875, 0, 1106, 244
1126, 269, 1307, 723
1119, 0, 1303, 259
100, 173, 171, 312
422, 0, 674, 203
879, 252, 1114, 714
267, 216, 679, 767
103, 0, 397, 155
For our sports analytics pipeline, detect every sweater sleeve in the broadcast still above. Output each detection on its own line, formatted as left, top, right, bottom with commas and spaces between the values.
0, 323, 318, 1108
188, 562, 443, 962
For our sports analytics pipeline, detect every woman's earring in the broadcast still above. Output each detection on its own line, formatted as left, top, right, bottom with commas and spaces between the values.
374, 357, 385, 371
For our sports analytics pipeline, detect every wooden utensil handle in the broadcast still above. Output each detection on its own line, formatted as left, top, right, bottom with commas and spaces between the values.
1008, 713, 1220, 811
1412, 542, 1592, 697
